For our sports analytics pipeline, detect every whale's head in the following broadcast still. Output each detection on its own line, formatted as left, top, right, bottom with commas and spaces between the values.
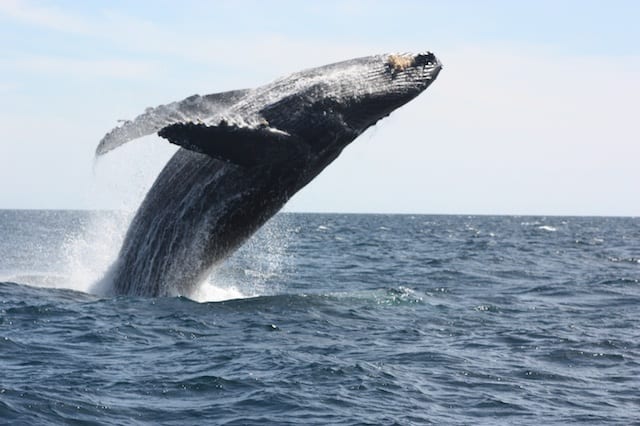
261, 52, 442, 150
332, 52, 442, 133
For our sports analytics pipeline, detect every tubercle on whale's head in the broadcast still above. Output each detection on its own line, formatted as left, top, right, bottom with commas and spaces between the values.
388, 52, 443, 87
378, 52, 441, 101
329, 51, 442, 133
258, 51, 441, 149
375, 51, 441, 101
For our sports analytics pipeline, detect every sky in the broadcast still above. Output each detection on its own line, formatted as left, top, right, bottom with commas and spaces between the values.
0, 0, 638, 216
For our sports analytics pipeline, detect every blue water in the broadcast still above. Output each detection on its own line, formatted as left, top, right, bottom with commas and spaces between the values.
1, 211, 639, 424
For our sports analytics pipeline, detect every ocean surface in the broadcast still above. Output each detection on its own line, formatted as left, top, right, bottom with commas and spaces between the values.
0, 210, 638, 425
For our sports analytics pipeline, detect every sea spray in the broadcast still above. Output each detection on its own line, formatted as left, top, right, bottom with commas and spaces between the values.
194, 214, 294, 302
61, 210, 132, 294
52, 134, 294, 299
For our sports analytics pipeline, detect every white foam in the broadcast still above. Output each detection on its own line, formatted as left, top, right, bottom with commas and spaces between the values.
61, 211, 133, 294
191, 281, 248, 302
190, 216, 292, 302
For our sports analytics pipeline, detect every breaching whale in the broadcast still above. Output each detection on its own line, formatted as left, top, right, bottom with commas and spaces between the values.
95, 52, 442, 297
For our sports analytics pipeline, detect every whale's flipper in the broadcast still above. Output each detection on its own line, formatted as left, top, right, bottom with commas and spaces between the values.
158, 122, 310, 168
96, 89, 251, 156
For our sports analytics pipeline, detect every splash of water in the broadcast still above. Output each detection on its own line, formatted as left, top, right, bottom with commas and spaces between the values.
61, 210, 132, 294
49, 136, 293, 300
57, 209, 291, 302
192, 215, 293, 302
191, 282, 248, 303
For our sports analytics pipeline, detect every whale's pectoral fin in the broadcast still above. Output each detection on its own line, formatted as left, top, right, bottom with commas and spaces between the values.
158, 122, 310, 168
95, 89, 251, 156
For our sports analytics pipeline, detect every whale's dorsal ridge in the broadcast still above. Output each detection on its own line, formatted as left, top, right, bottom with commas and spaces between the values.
158, 122, 310, 168
95, 88, 251, 157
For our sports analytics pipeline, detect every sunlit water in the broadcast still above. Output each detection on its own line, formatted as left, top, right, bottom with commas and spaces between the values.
1, 211, 639, 424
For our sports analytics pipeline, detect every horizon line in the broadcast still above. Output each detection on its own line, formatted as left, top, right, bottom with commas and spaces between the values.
0, 207, 636, 219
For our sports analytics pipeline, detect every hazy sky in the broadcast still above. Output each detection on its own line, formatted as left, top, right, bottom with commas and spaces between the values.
1, 0, 638, 215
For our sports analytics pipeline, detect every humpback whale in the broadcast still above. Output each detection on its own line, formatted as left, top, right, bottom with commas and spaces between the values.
96, 52, 442, 297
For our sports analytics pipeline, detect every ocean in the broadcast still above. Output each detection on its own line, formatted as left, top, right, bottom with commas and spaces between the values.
0, 210, 638, 425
